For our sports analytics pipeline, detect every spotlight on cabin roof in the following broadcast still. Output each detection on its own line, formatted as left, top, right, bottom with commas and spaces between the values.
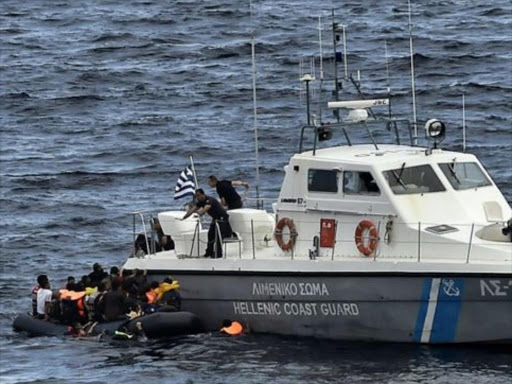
425, 118, 446, 139
424, 118, 446, 150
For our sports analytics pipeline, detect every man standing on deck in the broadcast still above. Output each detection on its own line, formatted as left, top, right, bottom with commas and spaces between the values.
207, 175, 249, 210
182, 189, 233, 258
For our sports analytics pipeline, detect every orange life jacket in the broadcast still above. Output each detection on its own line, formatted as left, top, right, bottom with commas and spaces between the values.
220, 321, 243, 336
59, 290, 87, 320
76, 296, 86, 319
146, 289, 157, 304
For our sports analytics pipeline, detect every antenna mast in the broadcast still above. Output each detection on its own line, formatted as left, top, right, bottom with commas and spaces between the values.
384, 40, 393, 119
250, 1, 261, 208
331, 9, 340, 123
407, 0, 418, 145
318, 15, 324, 123
462, 93, 466, 152
342, 24, 348, 79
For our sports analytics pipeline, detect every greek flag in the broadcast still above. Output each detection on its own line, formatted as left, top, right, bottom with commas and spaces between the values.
174, 166, 196, 200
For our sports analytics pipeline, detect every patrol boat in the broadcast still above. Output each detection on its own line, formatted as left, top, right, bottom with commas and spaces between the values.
124, 113, 511, 343
123, 18, 512, 344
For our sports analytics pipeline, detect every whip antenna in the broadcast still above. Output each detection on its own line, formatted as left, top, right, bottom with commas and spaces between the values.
331, 9, 340, 122
384, 40, 393, 119
318, 15, 324, 123
342, 24, 348, 79
462, 93, 466, 152
250, 0, 261, 208
407, 0, 418, 145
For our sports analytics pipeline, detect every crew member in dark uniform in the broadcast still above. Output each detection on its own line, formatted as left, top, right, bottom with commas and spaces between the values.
182, 189, 233, 258
208, 175, 249, 210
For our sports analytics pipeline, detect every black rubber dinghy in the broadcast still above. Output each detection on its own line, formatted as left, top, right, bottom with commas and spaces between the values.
13, 312, 203, 338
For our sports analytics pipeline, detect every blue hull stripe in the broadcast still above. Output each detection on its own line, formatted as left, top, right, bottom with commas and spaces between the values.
413, 278, 432, 342
430, 278, 465, 343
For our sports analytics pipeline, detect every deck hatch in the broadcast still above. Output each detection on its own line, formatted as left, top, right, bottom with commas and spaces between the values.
425, 224, 459, 234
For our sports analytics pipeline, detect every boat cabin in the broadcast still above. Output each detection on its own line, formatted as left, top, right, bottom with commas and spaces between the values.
275, 143, 511, 262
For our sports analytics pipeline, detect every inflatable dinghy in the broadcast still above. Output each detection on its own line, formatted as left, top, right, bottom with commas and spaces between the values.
13, 312, 203, 338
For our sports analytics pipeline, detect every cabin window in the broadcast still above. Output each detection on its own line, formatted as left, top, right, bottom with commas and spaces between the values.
343, 171, 381, 195
439, 162, 492, 190
308, 169, 339, 193
383, 164, 445, 195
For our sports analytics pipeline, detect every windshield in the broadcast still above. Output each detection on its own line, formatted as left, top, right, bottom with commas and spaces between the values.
383, 164, 446, 195
439, 162, 492, 190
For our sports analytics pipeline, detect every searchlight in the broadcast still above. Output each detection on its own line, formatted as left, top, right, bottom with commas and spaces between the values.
424, 118, 446, 149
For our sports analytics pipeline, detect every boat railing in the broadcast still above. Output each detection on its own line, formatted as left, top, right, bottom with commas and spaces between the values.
129, 211, 511, 263
299, 118, 413, 155
217, 218, 510, 263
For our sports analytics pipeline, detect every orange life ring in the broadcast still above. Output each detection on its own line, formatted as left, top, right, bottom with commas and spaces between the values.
354, 220, 379, 256
275, 217, 298, 251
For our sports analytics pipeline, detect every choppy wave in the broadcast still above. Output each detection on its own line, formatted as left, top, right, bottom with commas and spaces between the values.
0, 0, 511, 382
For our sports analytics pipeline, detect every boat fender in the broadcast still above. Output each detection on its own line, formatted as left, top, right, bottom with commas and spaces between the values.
354, 220, 379, 256
275, 217, 297, 251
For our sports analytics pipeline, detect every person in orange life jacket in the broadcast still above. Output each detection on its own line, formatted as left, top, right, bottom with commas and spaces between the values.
145, 281, 159, 305
208, 175, 248, 210
182, 189, 233, 258
220, 319, 244, 336
59, 284, 89, 325
36, 276, 58, 320
31, 275, 47, 317
141, 281, 159, 314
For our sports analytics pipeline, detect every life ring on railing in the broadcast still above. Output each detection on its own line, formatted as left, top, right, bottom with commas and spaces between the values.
275, 217, 298, 251
354, 220, 379, 256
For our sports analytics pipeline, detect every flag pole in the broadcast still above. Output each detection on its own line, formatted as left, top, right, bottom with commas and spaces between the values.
189, 154, 199, 190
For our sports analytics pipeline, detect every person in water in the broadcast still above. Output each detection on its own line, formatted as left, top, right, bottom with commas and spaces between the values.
182, 189, 233, 258
207, 175, 249, 210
